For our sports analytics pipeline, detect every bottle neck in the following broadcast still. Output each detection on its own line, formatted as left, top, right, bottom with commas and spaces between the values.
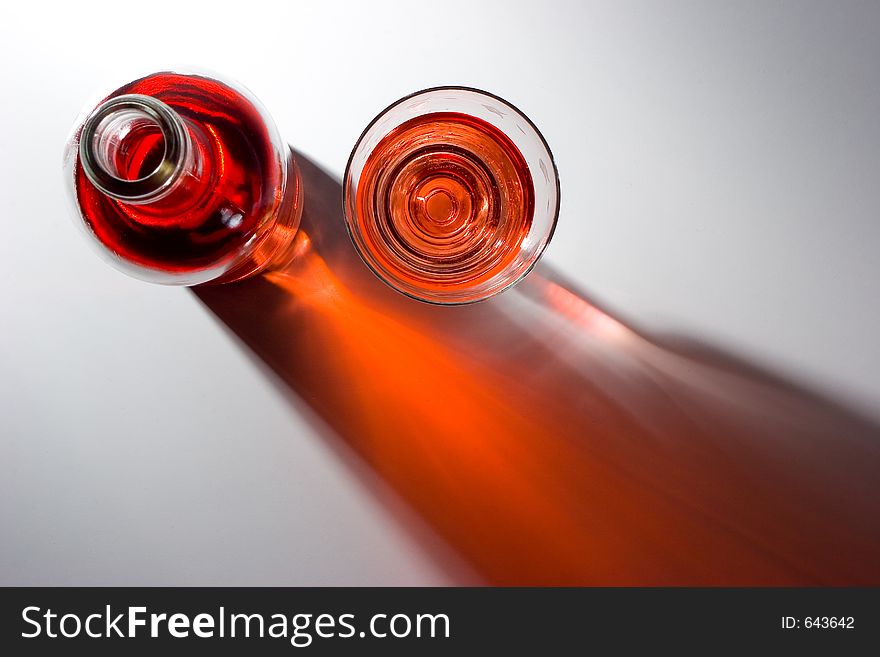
79, 94, 197, 205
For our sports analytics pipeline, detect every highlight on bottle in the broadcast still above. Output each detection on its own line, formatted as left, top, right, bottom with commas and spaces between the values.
343, 86, 560, 305
63, 70, 303, 286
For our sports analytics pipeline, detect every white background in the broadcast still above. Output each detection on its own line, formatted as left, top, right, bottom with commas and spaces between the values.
1, 0, 878, 584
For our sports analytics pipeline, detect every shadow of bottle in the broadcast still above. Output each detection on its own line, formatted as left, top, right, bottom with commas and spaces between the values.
194, 152, 880, 585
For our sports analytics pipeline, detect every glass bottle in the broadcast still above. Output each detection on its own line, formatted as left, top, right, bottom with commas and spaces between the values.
64, 70, 303, 285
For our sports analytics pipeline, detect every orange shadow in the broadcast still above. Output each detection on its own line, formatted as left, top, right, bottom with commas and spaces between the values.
194, 154, 880, 585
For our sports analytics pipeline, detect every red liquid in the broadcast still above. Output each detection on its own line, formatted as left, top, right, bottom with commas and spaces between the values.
75, 72, 299, 281
355, 112, 534, 299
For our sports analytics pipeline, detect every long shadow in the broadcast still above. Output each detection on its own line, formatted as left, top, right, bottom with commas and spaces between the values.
194, 152, 880, 585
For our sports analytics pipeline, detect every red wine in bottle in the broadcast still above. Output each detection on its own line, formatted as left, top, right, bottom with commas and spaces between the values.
68, 71, 302, 285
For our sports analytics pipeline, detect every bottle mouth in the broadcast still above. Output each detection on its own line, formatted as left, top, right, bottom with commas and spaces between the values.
78, 94, 189, 202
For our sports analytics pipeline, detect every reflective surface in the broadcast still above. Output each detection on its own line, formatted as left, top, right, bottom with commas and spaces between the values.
198, 154, 880, 585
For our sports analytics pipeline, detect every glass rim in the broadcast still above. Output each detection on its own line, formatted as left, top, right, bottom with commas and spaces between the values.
343, 85, 561, 306
78, 94, 189, 203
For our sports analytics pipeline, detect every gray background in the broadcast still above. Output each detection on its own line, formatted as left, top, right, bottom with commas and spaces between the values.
1, 0, 878, 584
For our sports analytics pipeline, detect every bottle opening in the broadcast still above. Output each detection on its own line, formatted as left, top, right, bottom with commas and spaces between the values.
93, 109, 167, 182
79, 94, 189, 202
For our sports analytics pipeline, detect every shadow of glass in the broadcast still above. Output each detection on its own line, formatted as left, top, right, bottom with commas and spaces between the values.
194, 152, 880, 585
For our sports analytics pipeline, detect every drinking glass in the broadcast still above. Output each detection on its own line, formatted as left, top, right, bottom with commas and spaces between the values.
344, 86, 560, 304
